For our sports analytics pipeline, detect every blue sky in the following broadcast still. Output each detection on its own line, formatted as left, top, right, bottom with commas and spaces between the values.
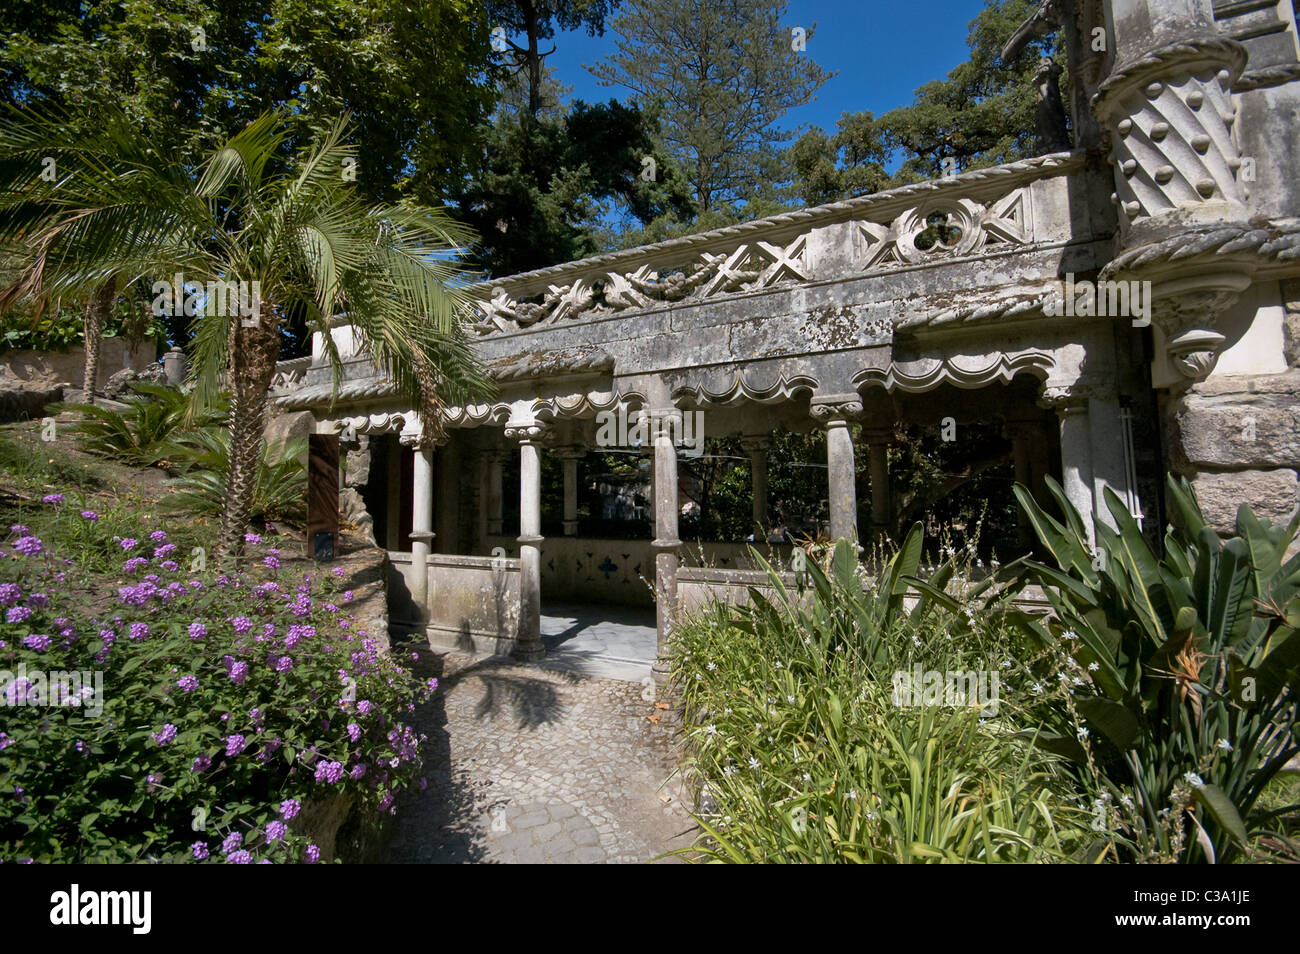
540, 0, 993, 136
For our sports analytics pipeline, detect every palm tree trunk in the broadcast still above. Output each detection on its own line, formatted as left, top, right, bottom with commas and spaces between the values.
81, 278, 117, 404
217, 312, 281, 563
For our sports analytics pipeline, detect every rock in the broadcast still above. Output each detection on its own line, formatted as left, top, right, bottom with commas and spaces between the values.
0, 385, 63, 424
264, 409, 314, 453
1284, 280, 1300, 369
103, 363, 167, 400
344, 435, 370, 487
1190, 469, 1298, 532
339, 488, 376, 546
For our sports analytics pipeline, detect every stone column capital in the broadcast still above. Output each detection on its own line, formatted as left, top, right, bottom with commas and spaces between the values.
860, 425, 896, 446
739, 434, 771, 454
810, 394, 863, 427
552, 445, 587, 461
1038, 383, 1094, 413
504, 420, 549, 445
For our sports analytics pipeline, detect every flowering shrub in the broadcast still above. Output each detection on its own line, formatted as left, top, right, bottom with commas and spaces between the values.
0, 502, 435, 863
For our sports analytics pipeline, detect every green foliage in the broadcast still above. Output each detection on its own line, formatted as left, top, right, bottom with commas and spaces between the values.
164, 430, 307, 525
0, 0, 496, 207
0, 506, 434, 863
455, 98, 695, 275
1012, 475, 1300, 862
52, 384, 224, 468
672, 532, 1094, 862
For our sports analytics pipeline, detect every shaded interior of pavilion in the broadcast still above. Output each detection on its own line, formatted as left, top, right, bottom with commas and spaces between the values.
358, 371, 1162, 677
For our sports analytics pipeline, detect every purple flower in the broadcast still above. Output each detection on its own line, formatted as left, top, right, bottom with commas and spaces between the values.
153, 724, 178, 746
160, 560, 179, 572
331, 567, 345, 578
13, 536, 43, 556
0, 733, 10, 750
349, 763, 367, 780
80, 510, 99, 521
191, 754, 212, 772
280, 799, 302, 820
188, 622, 207, 640
119, 538, 138, 551
225, 734, 247, 756
227, 849, 252, 864
192, 841, 209, 860
23, 633, 51, 652
229, 662, 249, 685
346, 723, 362, 743
0, 583, 20, 606
230, 616, 253, 634
41, 493, 64, 504
266, 820, 287, 843
150, 530, 167, 542
153, 543, 177, 558
6, 606, 32, 624
357, 700, 372, 715
129, 622, 150, 641
177, 675, 199, 692
426, 677, 439, 693
10, 524, 28, 534
314, 760, 344, 784
221, 832, 243, 855
343, 590, 354, 602
264, 555, 280, 570
244, 532, 262, 545
275, 655, 294, 673
305, 844, 320, 864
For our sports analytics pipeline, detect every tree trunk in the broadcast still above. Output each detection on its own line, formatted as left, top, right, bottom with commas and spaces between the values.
523, 0, 541, 116
81, 278, 117, 404
217, 311, 281, 564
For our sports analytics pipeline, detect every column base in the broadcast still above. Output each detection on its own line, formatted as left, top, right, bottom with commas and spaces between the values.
512, 641, 546, 663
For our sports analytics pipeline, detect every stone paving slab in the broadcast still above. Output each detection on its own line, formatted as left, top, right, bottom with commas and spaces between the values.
387, 649, 695, 864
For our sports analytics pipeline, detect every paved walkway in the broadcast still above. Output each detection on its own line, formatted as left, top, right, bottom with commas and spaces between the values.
539, 602, 658, 682
387, 648, 695, 864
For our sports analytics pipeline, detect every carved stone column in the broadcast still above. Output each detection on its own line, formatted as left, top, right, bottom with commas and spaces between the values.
485, 449, 506, 537
505, 421, 547, 662
554, 446, 585, 536
811, 395, 863, 545
647, 409, 682, 686
739, 435, 771, 533
862, 426, 893, 542
400, 429, 437, 626
1040, 386, 1097, 547
1003, 418, 1039, 552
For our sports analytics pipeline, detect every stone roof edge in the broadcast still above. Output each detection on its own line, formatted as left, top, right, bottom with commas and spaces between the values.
468, 151, 1087, 296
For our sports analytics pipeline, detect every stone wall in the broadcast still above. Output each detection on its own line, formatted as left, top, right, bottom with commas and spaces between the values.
0, 338, 155, 391
1165, 368, 1300, 533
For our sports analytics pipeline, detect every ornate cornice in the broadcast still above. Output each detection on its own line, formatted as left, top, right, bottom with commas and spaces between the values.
854, 351, 1054, 393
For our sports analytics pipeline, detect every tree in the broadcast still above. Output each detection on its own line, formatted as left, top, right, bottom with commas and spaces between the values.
589, 0, 833, 217
454, 98, 695, 276
484, 0, 614, 118
0, 107, 491, 559
0, 0, 498, 381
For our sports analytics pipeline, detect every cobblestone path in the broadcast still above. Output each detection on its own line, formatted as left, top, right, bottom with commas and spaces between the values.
387, 649, 696, 864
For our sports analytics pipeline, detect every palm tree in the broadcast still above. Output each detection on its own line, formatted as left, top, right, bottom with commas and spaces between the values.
0, 107, 491, 559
